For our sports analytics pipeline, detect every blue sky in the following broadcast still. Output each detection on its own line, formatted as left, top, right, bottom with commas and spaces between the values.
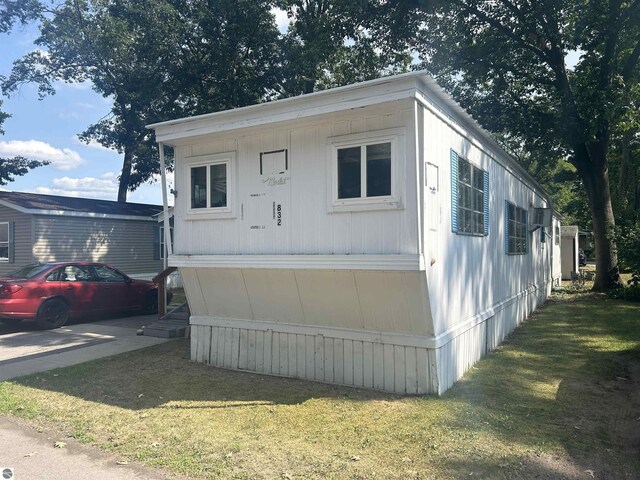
0, 10, 289, 206
0, 22, 172, 204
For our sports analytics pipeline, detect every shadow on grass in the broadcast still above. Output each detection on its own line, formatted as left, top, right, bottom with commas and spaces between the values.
7, 339, 391, 408
4, 295, 640, 478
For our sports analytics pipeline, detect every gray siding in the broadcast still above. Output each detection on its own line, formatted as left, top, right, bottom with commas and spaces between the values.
33, 215, 162, 275
0, 204, 34, 277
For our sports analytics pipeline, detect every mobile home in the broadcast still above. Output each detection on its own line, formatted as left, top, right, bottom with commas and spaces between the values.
149, 71, 557, 395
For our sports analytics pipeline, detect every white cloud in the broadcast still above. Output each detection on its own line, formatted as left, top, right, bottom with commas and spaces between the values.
53, 79, 92, 91
271, 7, 289, 33
0, 140, 86, 170
34, 173, 119, 199
72, 135, 117, 152
75, 102, 95, 109
31, 170, 174, 206
59, 111, 80, 120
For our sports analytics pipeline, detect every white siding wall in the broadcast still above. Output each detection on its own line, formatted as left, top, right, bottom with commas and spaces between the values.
420, 104, 552, 338
172, 101, 418, 256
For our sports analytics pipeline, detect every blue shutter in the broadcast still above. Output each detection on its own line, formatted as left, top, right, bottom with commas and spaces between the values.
504, 201, 509, 254
483, 170, 489, 236
451, 149, 458, 233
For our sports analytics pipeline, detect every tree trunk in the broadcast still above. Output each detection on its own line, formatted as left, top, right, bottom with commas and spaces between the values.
580, 159, 623, 291
117, 147, 133, 203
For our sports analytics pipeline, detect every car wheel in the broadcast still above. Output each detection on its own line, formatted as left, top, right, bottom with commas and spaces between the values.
36, 298, 69, 329
0, 318, 23, 327
143, 291, 158, 315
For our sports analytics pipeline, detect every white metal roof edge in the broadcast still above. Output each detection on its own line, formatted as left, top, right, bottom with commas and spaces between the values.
147, 70, 424, 131
0, 199, 157, 221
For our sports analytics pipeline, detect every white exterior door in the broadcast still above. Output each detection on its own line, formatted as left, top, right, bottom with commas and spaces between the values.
244, 149, 291, 254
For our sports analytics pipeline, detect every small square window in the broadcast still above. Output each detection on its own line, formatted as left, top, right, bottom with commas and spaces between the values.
186, 152, 236, 219
328, 128, 404, 213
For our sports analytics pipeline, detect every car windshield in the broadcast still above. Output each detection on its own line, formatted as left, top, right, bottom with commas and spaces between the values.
6, 264, 52, 279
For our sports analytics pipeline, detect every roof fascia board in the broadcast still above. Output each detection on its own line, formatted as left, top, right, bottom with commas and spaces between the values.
150, 78, 421, 144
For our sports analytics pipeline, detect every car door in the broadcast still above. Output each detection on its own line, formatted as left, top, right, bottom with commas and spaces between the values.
59, 264, 102, 315
91, 265, 137, 311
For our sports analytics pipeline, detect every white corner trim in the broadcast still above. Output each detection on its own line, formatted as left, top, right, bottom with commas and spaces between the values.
169, 254, 426, 271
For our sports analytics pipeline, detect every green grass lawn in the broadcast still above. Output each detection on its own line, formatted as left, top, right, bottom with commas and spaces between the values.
1, 294, 639, 479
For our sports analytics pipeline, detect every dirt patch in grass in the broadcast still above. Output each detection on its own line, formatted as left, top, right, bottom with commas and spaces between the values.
1, 295, 639, 479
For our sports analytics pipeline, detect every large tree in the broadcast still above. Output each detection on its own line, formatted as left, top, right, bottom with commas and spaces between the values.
276, 0, 414, 96
382, 0, 640, 291
2, 0, 282, 202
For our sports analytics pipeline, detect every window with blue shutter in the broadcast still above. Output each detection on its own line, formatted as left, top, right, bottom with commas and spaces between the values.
451, 150, 489, 236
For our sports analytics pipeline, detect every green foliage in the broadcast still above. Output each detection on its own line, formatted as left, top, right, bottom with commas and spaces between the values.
276, 0, 415, 95
0, 0, 42, 34
616, 224, 640, 275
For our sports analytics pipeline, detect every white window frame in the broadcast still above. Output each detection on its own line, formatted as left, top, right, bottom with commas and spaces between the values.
0, 222, 8, 262
327, 127, 405, 213
186, 151, 236, 220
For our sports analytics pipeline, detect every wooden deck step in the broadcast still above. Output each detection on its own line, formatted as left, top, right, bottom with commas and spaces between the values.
143, 303, 189, 338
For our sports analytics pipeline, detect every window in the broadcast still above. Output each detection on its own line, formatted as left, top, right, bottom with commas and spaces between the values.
93, 265, 127, 283
186, 152, 236, 219
451, 151, 489, 236
337, 142, 391, 199
191, 163, 227, 209
0, 222, 8, 261
328, 128, 404, 212
506, 201, 528, 255
555, 224, 560, 245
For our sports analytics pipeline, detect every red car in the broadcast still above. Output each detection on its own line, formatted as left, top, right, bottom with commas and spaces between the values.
0, 262, 167, 329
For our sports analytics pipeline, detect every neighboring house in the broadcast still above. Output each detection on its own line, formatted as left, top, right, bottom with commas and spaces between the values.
561, 226, 580, 280
0, 191, 164, 278
149, 71, 558, 395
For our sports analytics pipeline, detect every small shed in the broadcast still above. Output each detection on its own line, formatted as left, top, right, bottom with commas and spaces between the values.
149, 71, 556, 395
561, 226, 580, 280
0, 191, 164, 277
551, 215, 563, 286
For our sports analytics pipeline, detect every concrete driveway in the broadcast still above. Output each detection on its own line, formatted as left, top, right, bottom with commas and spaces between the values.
0, 314, 169, 381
